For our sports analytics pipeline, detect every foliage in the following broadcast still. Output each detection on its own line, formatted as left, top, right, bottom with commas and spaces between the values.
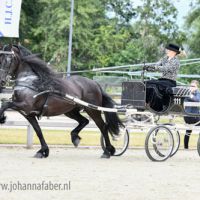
133, 0, 184, 62
179, 0, 200, 77
0, 0, 186, 73
185, 0, 200, 57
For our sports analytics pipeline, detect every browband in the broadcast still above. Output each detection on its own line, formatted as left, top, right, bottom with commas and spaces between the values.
0, 50, 14, 55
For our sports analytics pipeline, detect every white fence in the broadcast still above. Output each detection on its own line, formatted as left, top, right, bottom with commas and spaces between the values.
2, 118, 98, 148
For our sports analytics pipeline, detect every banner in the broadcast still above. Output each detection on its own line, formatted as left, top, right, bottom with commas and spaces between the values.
0, 0, 22, 38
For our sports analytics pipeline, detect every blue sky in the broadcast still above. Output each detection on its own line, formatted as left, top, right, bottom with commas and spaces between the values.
174, 0, 192, 26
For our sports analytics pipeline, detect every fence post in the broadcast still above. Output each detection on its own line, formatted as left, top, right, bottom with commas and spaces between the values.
27, 123, 34, 149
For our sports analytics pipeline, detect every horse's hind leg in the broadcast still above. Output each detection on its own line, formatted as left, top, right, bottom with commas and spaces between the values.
85, 109, 115, 158
64, 109, 89, 147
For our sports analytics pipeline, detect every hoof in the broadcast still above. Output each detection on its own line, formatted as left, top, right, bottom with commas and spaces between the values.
109, 146, 116, 156
71, 135, 81, 147
101, 150, 111, 159
34, 152, 45, 158
0, 115, 6, 124
73, 138, 81, 147
34, 148, 49, 158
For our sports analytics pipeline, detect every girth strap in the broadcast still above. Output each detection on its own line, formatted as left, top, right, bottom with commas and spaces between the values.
37, 92, 50, 119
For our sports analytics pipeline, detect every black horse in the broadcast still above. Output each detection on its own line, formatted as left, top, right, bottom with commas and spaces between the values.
0, 45, 123, 158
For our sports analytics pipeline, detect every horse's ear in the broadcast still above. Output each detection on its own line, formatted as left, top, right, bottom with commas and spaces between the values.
8, 43, 13, 49
12, 44, 19, 49
11, 44, 20, 54
16, 44, 32, 56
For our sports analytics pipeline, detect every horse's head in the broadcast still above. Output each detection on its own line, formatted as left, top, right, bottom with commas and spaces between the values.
0, 45, 23, 86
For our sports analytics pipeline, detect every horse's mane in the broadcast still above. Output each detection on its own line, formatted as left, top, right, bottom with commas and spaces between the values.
21, 54, 63, 92
22, 54, 56, 78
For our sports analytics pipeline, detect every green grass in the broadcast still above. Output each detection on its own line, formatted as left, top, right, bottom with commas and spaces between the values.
0, 128, 199, 148
158, 116, 185, 124
0, 128, 101, 146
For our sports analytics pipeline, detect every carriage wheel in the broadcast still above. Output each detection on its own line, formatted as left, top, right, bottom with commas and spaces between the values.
161, 123, 180, 157
168, 126, 180, 157
145, 125, 174, 161
100, 127, 129, 156
197, 134, 200, 157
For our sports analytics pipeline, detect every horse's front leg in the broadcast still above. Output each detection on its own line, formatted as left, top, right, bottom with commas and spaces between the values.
0, 101, 15, 123
26, 115, 49, 158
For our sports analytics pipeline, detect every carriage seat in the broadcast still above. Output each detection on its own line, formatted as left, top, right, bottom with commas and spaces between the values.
171, 86, 191, 98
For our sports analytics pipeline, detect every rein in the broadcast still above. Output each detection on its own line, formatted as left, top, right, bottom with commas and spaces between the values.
14, 83, 39, 92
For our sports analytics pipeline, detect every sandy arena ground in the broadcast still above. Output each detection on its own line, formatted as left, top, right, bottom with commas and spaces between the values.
0, 147, 200, 200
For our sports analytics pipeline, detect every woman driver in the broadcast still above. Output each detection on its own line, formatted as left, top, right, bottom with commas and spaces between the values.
145, 43, 181, 111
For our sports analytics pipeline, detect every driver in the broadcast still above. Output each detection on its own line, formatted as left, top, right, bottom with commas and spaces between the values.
144, 43, 182, 111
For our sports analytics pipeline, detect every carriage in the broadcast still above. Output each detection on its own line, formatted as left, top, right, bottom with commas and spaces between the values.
122, 80, 191, 159
0, 45, 200, 161
101, 78, 200, 161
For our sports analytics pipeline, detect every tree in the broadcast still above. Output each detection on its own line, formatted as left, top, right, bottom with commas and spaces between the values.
180, 0, 200, 76
1, 0, 184, 73
132, 0, 184, 62
185, 0, 200, 57
0, 1, 45, 48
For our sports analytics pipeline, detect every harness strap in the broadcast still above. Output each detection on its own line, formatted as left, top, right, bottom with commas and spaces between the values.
14, 84, 39, 92
14, 84, 62, 118
37, 92, 50, 119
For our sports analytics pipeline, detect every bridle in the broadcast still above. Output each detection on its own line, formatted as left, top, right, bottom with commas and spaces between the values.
0, 50, 16, 82
0, 50, 14, 55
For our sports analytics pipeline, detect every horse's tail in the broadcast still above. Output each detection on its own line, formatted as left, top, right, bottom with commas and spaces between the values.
101, 90, 124, 136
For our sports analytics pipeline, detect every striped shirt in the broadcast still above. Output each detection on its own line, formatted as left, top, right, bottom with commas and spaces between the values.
154, 56, 180, 81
